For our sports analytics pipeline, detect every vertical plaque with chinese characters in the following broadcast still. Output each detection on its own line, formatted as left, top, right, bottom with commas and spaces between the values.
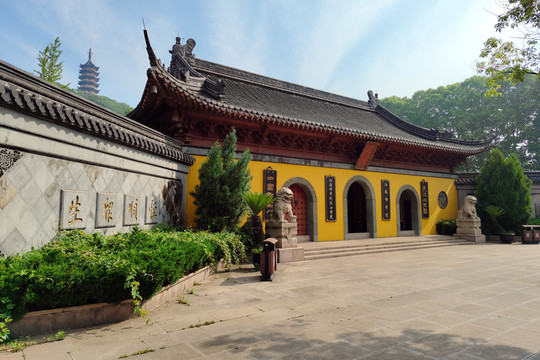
381, 180, 390, 220
123, 194, 141, 226
96, 193, 118, 228
145, 196, 161, 224
60, 190, 88, 229
263, 167, 277, 220
420, 180, 429, 218
325, 176, 336, 222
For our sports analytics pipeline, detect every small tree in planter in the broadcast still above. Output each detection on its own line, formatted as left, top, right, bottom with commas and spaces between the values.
484, 205, 516, 242
242, 192, 274, 269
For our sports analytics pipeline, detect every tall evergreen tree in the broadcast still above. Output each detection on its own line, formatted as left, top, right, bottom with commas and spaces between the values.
190, 129, 252, 232
475, 148, 532, 235
35, 36, 69, 88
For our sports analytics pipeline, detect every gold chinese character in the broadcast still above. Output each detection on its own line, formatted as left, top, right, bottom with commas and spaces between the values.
129, 199, 138, 220
103, 198, 114, 223
267, 183, 275, 191
68, 196, 83, 225
149, 199, 158, 219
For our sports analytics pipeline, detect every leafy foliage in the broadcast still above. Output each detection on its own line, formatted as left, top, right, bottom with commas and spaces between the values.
34, 37, 69, 88
475, 149, 532, 235
191, 129, 252, 231
242, 192, 274, 250
484, 205, 507, 235
381, 75, 540, 170
476, 0, 540, 96
0, 227, 245, 343
435, 219, 457, 235
70, 89, 133, 115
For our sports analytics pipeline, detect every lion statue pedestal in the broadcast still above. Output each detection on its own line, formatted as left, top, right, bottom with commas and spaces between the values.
266, 187, 304, 262
454, 195, 486, 243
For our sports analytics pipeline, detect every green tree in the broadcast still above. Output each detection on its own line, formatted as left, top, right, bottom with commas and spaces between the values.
71, 89, 133, 115
190, 129, 252, 232
35, 37, 69, 88
381, 75, 540, 170
242, 192, 274, 250
476, 0, 539, 96
475, 148, 532, 235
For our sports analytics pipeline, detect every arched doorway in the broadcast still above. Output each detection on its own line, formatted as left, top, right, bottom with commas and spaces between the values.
347, 182, 367, 233
282, 178, 318, 242
343, 176, 377, 239
396, 186, 421, 236
289, 183, 308, 236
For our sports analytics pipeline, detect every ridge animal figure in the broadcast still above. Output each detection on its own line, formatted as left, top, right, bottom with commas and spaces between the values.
271, 187, 297, 223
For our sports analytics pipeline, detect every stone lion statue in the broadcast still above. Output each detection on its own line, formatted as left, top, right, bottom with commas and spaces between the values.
457, 195, 479, 219
271, 187, 296, 223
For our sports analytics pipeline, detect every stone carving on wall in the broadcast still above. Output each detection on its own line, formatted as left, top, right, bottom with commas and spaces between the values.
0, 148, 22, 177
266, 187, 298, 248
455, 195, 485, 243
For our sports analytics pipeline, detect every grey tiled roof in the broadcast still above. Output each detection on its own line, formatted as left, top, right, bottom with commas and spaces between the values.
190, 59, 492, 155
456, 171, 540, 185
0, 60, 194, 165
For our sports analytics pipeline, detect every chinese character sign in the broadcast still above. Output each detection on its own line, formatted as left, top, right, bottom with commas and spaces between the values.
381, 180, 390, 220
263, 167, 277, 220
96, 193, 118, 228
60, 190, 88, 229
420, 180, 429, 219
325, 176, 336, 222
145, 196, 160, 224
123, 195, 140, 226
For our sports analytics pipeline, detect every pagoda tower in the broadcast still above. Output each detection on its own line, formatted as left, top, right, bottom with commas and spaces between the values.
78, 48, 100, 94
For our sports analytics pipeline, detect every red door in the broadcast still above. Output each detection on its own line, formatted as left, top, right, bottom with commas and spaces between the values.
289, 184, 308, 235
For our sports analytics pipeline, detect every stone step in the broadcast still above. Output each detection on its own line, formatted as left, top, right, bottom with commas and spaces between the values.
304, 239, 463, 253
303, 239, 471, 260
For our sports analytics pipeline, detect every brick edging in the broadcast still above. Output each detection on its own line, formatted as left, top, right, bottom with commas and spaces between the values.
8, 260, 227, 337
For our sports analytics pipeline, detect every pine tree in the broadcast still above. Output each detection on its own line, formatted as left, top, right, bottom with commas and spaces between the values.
476, 149, 532, 235
191, 129, 252, 231
35, 37, 69, 88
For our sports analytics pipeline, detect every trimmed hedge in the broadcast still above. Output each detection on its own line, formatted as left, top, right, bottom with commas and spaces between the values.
0, 227, 245, 333
436, 219, 457, 235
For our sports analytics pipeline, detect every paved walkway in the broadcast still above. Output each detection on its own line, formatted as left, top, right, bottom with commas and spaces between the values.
4, 238, 540, 359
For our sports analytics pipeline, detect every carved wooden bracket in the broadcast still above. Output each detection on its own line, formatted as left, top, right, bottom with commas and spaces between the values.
355, 142, 379, 170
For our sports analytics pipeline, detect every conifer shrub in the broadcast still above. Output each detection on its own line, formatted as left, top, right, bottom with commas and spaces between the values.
0, 226, 245, 342
190, 129, 252, 232
476, 149, 532, 235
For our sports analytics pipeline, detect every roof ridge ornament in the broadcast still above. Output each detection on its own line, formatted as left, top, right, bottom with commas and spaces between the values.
367, 90, 380, 109
167, 36, 225, 99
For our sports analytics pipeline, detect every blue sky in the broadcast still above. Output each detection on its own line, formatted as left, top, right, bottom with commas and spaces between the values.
0, 0, 508, 107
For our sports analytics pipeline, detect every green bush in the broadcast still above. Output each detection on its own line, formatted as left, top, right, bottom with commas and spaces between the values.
436, 219, 457, 235
0, 227, 245, 342
529, 217, 540, 226
476, 149, 532, 235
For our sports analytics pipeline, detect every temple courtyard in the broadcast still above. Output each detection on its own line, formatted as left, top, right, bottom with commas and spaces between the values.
4, 238, 540, 360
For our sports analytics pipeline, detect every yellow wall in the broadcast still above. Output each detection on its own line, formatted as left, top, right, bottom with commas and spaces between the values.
186, 155, 458, 241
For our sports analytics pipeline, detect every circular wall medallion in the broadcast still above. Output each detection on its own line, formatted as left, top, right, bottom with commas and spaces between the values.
438, 191, 448, 209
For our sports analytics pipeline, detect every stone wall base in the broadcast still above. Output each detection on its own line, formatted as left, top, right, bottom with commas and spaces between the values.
278, 247, 304, 263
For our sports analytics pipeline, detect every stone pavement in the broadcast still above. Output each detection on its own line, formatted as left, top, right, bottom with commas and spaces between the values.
4, 238, 540, 359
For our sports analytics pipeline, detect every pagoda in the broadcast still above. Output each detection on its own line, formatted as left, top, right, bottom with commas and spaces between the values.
78, 48, 100, 94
